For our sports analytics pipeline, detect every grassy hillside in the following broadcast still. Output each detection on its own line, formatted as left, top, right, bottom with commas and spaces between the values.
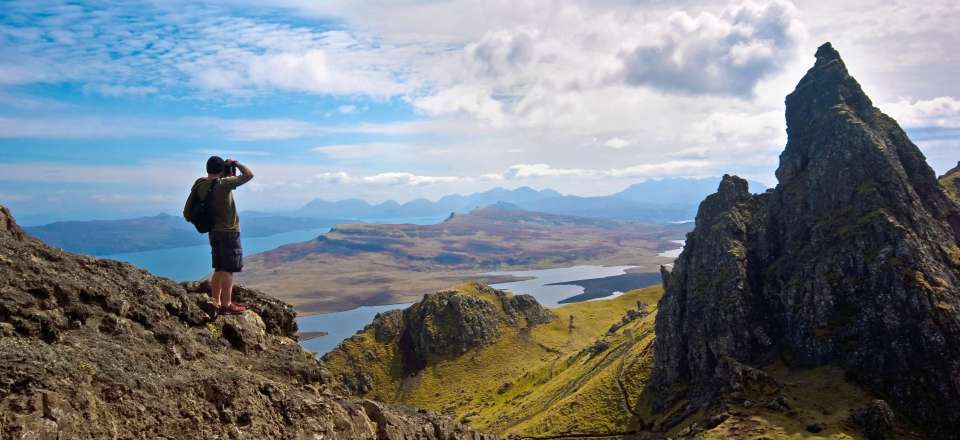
325, 282, 917, 439
940, 162, 960, 203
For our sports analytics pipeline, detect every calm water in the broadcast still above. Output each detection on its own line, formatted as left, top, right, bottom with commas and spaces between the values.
100, 215, 449, 281
297, 264, 638, 355
658, 240, 686, 258
297, 303, 414, 355
103, 227, 332, 281
486, 265, 638, 307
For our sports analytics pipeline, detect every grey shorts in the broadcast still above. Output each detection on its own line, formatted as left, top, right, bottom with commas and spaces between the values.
209, 231, 243, 273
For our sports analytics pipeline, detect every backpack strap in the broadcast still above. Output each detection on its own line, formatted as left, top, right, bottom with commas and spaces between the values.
201, 178, 218, 201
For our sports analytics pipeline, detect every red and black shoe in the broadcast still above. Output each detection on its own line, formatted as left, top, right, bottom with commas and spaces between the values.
220, 303, 247, 315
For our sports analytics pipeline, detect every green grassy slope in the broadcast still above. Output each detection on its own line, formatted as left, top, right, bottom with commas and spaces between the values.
325, 282, 908, 439
940, 163, 960, 203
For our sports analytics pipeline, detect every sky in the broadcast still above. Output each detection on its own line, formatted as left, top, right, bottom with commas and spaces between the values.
1, 0, 958, 223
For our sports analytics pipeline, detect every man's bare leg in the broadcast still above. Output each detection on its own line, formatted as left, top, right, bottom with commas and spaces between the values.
222, 272, 234, 307
210, 271, 223, 307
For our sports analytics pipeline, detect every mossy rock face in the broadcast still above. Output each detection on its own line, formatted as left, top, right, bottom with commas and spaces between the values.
397, 282, 555, 372
401, 289, 503, 370
654, 43, 960, 438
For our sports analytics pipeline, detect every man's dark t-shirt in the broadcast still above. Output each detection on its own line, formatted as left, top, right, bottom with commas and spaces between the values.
183, 176, 249, 233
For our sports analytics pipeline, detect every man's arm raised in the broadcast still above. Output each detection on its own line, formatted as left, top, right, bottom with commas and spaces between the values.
223, 159, 254, 189
234, 160, 254, 185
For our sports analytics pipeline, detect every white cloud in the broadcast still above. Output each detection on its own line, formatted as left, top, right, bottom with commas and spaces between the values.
620, 0, 805, 96
0, 2, 418, 99
313, 171, 466, 186
884, 97, 960, 129
0, 116, 169, 139
337, 104, 357, 114
221, 48, 409, 96
194, 117, 325, 141
362, 172, 464, 186
502, 161, 713, 180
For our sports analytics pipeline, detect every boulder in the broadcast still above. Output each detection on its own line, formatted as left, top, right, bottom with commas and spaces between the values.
219, 311, 267, 352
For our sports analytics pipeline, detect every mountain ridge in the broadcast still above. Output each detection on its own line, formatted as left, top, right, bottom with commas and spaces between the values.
295, 178, 768, 223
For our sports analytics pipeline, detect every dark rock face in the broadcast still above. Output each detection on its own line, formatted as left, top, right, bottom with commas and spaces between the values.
398, 283, 554, 372
371, 309, 405, 342
498, 290, 555, 326
400, 288, 503, 372
0, 205, 495, 439
653, 43, 960, 437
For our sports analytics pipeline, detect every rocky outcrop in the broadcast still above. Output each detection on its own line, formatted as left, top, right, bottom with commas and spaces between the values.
0, 205, 495, 439
653, 43, 960, 438
399, 282, 555, 372
400, 287, 503, 371
328, 282, 555, 382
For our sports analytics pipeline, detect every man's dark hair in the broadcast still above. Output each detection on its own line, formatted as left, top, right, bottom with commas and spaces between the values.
206, 156, 225, 174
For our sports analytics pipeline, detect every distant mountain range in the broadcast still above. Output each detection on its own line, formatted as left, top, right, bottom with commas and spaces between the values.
23, 177, 765, 256
24, 213, 341, 255
294, 177, 768, 223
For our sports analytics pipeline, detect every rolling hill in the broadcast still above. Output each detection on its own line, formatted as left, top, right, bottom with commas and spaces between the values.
237, 206, 687, 314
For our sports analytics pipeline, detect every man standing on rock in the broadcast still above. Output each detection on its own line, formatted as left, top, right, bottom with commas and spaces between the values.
184, 156, 254, 315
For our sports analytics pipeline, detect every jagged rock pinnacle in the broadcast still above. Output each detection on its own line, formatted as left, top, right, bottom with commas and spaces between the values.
652, 43, 960, 438
814, 41, 841, 64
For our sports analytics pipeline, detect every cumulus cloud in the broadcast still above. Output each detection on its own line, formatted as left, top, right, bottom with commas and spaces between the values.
410, 0, 806, 129
619, 0, 804, 96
